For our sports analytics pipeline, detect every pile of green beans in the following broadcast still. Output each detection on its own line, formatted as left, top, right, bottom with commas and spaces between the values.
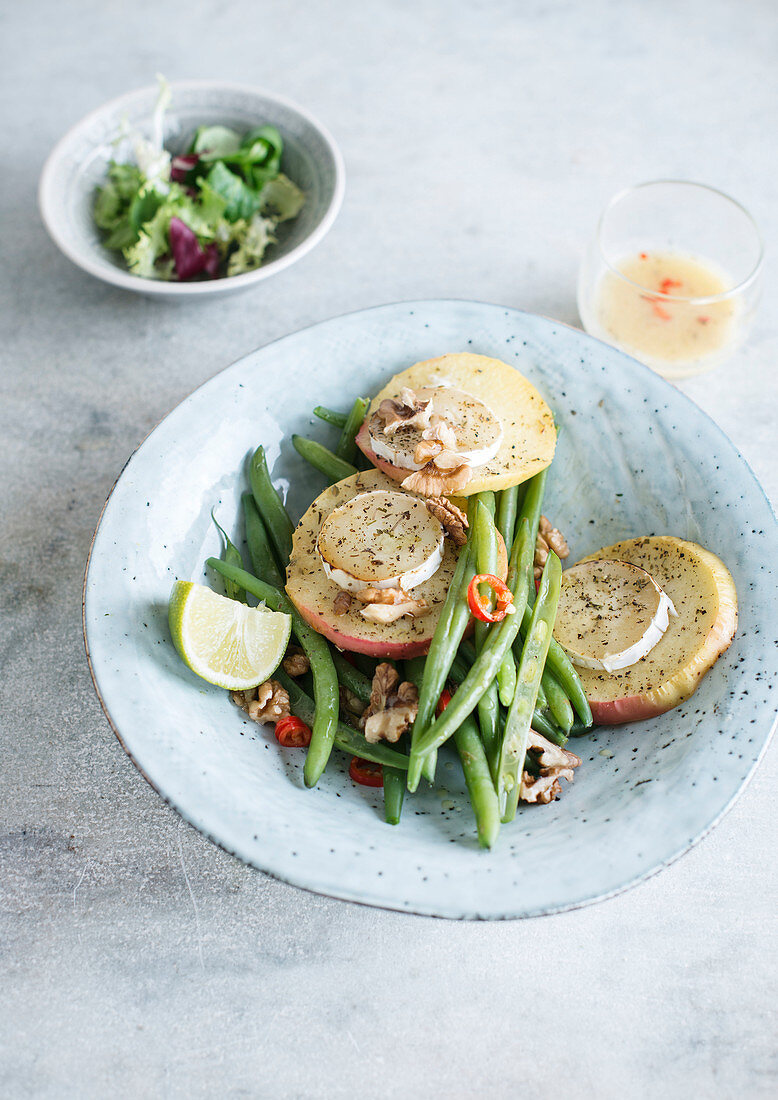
197, 419, 593, 849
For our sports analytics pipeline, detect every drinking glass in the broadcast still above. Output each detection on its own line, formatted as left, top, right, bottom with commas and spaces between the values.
577, 181, 763, 379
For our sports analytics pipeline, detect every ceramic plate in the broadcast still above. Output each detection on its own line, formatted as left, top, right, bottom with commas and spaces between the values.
83, 300, 778, 919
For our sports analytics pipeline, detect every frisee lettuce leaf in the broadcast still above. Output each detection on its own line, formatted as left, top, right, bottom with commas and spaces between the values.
226, 214, 276, 276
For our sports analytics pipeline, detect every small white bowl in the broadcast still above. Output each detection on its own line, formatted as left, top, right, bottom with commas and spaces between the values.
39, 81, 345, 299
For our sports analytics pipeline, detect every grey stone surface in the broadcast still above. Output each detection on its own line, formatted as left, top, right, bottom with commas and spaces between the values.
1, 1, 776, 1097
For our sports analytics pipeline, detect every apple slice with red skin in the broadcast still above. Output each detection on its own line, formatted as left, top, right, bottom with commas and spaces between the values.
354, 353, 556, 496
285, 469, 508, 659
559, 536, 737, 724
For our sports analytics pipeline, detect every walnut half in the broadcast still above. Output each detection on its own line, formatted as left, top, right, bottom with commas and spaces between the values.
374, 387, 433, 434
231, 680, 290, 723
534, 515, 570, 580
425, 496, 469, 547
356, 586, 428, 623
519, 731, 582, 804
282, 646, 310, 677
402, 462, 472, 497
360, 663, 419, 744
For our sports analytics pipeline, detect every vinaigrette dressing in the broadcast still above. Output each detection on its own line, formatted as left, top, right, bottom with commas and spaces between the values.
596, 251, 737, 368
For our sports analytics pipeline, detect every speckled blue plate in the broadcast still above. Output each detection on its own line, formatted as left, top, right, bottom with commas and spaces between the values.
83, 300, 778, 919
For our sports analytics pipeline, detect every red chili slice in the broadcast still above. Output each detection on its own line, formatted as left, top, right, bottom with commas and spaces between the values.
467, 574, 515, 623
659, 277, 682, 294
436, 688, 453, 716
349, 756, 383, 787
275, 715, 312, 747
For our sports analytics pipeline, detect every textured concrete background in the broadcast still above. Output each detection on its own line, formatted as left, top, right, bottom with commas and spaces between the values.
1, 1, 777, 1097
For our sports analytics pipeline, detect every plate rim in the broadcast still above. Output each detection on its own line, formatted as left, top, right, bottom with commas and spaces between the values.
82, 297, 778, 919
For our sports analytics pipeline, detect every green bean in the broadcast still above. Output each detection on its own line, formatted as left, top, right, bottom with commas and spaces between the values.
249, 445, 295, 567
517, 468, 548, 598
314, 406, 348, 428
568, 719, 594, 738
542, 667, 574, 732
479, 490, 496, 518
292, 435, 358, 484
498, 551, 562, 822
449, 655, 469, 684
207, 559, 339, 788
383, 766, 406, 825
351, 652, 378, 680
497, 652, 517, 708
458, 639, 477, 667
496, 484, 519, 550
531, 708, 568, 745
454, 715, 500, 849
520, 602, 592, 727
535, 675, 547, 710
405, 656, 438, 786
242, 493, 284, 587
275, 670, 408, 770
210, 512, 246, 602
330, 649, 372, 704
407, 531, 478, 792
473, 498, 501, 778
411, 518, 533, 763
335, 397, 369, 464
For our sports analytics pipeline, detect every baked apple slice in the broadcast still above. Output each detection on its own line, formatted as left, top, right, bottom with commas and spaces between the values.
355, 353, 555, 496
285, 469, 507, 658
555, 536, 737, 724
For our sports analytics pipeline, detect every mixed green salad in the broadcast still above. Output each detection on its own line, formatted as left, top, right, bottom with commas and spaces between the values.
93, 80, 305, 281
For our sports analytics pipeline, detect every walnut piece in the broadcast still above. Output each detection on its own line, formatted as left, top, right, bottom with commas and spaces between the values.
520, 773, 562, 804
534, 514, 570, 580
519, 731, 582, 803
356, 586, 428, 623
231, 680, 290, 723
282, 646, 310, 677
401, 462, 472, 497
360, 663, 419, 743
339, 684, 366, 717
339, 684, 366, 728
413, 438, 446, 466
374, 387, 434, 434
333, 591, 352, 616
425, 496, 469, 547
527, 730, 581, 771
421, 419, 458, 446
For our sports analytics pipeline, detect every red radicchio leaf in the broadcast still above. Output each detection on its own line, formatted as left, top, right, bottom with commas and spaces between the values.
170, 154, 200, 183
169, 216, 214, 280
202, 243, 221, 277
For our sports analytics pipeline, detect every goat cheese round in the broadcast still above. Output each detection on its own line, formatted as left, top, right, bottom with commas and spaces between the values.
553, 558, 678, 673
315, 490, 445, 594
368, 386, 503, 471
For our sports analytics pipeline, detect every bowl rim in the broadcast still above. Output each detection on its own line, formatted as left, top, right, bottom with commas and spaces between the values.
38, 79, 346, 296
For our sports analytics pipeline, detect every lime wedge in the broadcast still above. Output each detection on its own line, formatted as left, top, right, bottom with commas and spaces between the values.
169, 581, 291, 690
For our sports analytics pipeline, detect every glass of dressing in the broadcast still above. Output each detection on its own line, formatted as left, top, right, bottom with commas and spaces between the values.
577, 181, 763, 379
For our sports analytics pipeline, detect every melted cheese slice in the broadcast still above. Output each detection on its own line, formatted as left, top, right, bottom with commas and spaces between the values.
368, 386, 503, 471
315, 490, 444, 593
554, 559, 678, 673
